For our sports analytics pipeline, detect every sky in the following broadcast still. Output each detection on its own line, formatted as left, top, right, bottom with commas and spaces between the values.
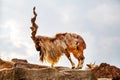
0, 0, 120, 68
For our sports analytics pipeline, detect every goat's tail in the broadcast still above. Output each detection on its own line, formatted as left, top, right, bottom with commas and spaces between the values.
30, 7, 38, 41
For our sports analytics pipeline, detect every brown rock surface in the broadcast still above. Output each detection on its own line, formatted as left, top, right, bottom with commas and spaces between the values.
0, 67, 96, 80
0, 59, 97, 80
11, 58, 28, 63
0, 58, 14, 69
92, 63, 120, 78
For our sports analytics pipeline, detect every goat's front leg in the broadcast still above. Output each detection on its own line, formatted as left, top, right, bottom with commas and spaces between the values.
76, 54, 85, 69
72, 49, 85, 69
76, 59, 84, 69
65, 52, 75, 69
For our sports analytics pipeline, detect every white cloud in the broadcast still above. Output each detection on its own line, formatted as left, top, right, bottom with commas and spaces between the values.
97, 36, 120, 53
57, 5, 77, 23
3, 20, 23, 48
87, 3, 120, 27
82, 32, 98, 63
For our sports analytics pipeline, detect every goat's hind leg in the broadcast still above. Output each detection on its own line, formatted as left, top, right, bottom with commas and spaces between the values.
65, 52, 75, 69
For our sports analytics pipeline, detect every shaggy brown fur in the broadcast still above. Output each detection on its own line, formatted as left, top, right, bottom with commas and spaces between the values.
30, 7, 86, 69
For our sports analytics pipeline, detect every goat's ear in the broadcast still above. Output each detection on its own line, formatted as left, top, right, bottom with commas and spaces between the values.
35, 44, 41, 51
87, 64, 91, 68
36, 47, 41, 51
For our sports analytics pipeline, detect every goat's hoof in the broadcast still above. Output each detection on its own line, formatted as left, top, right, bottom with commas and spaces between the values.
72, 66, 75, 69
76, 67, 82, 69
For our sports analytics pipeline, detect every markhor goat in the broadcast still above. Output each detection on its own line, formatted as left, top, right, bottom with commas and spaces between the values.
30, 7, 86, 69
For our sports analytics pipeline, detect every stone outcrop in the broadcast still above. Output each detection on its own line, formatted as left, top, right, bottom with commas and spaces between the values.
0, 67, 96, 80
0, 58, 14, 69
0, 58, 97, 80
92, 63, 120, 78
11, 58, 28, 63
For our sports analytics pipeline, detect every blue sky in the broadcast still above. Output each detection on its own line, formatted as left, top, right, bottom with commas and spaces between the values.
0, 0, 120, 68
